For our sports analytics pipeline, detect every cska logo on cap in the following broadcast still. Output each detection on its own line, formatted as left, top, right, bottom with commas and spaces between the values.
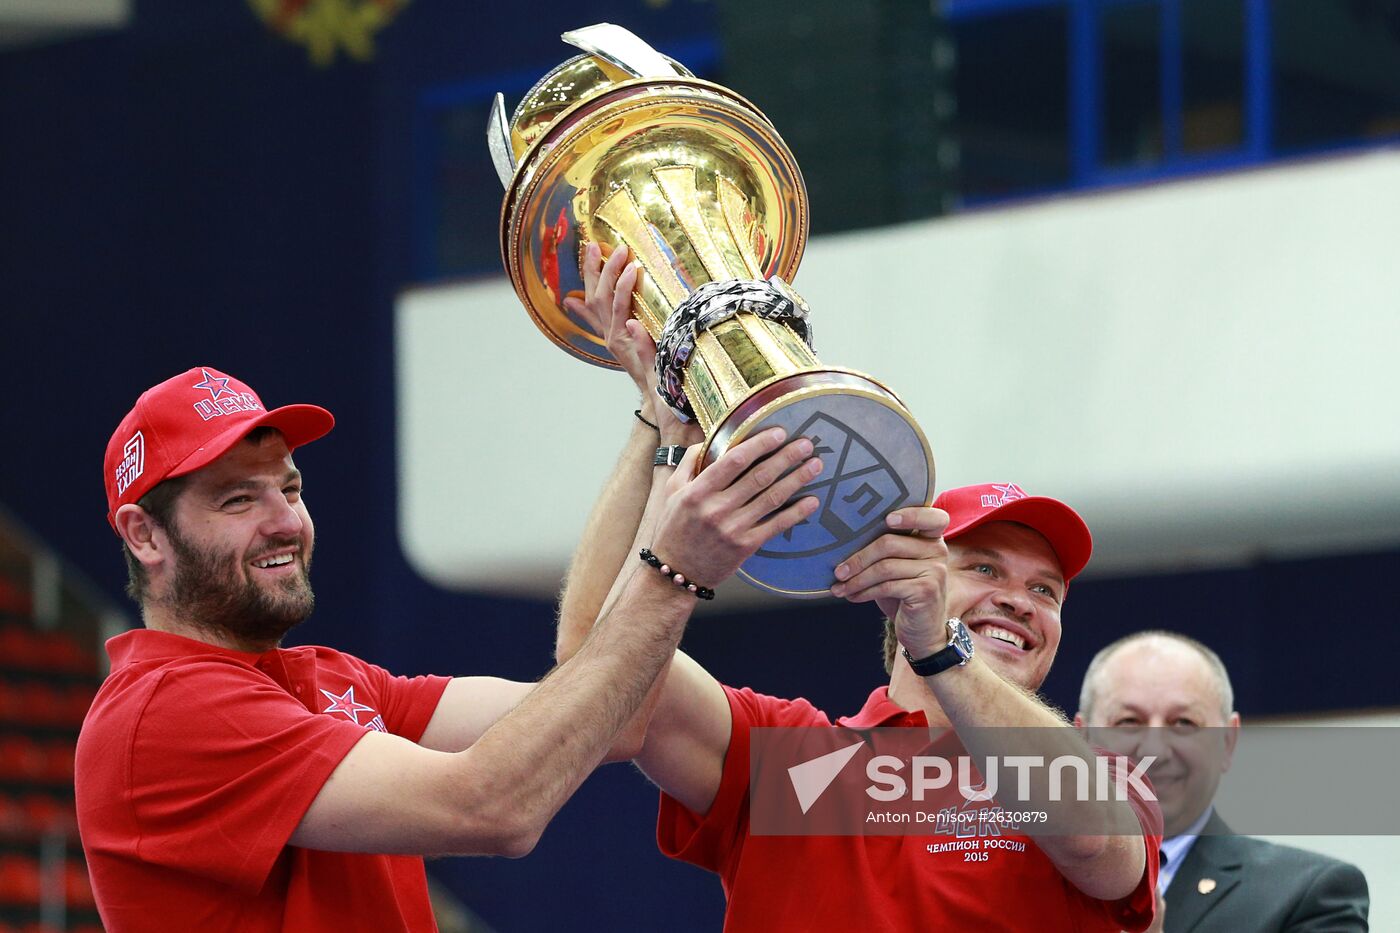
192, 369, 233, 400
190, 368, 264, 422
114, 432, 145, 497
981, 483, 1028, 509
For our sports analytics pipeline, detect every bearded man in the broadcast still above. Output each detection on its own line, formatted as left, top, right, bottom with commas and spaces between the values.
77, 365, 820, 931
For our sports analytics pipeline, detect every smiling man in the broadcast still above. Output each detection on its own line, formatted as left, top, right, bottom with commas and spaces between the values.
1076, 632, 1369, 933
76, 365, 821, 931
555, 246, 1163, 932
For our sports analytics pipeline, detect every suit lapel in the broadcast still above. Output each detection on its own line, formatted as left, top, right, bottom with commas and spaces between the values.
1164, 813, 1243, 933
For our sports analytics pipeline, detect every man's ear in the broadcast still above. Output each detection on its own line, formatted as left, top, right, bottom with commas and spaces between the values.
1221, 711, 1241, 773
114, 504, 167, 573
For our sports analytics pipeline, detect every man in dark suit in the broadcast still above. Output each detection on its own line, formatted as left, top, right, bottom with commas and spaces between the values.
1075, 631, 1369, 933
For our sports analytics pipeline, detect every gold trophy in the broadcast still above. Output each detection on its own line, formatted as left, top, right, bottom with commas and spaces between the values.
490, 24, 932, 597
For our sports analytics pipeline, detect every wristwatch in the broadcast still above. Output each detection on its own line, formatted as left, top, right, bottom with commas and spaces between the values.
901, 618, 974, 677
654, 445, 687, 467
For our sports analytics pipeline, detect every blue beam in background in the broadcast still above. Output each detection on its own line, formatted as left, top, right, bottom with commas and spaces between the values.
1244, 0, 1272, 159
1090, 147, 1259, 187
1070, 0, 1102, 185
1161, 0, 1183, 162
943, 0, 1065, 21
946, 0, 1151, 20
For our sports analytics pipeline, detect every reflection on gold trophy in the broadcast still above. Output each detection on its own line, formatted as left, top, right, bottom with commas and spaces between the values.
490, 24, 933, 597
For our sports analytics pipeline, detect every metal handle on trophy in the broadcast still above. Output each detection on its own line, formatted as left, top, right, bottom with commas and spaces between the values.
491, 23, 934, 598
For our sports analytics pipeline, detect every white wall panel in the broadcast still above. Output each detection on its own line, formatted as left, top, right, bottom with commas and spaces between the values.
397, 149, 1400, 597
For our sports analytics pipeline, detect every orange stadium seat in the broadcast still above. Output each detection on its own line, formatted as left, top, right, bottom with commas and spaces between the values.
19, 684, 60, 727
64, 859, 95, 908
0, 579, 33, 617
64, 683, 97, 725
39, 631, 94, 675
0, 626, 41, 669
19, 794, 72, 836
0, 853, 41, 905
43, 743, 74, 784
0, 792, 23, 837
0, 737, 45, 781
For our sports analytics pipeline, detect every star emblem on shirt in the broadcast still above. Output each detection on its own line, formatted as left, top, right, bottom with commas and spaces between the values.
192, 368, 233, 400
320, 685, 376, 725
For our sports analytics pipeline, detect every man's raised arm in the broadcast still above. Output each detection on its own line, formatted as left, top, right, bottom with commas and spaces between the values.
837, 525, 1154, 903
553, 243, 726, 773
290, 425, 819, 858
555, 244, 700, 658
554, 242, 813, 815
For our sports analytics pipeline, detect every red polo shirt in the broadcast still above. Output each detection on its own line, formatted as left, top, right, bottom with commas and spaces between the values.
75, 629, 451, 932
659, 685, 1161, 932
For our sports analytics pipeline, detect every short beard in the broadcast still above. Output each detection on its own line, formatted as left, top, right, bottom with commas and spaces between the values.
160, 521, 315, 649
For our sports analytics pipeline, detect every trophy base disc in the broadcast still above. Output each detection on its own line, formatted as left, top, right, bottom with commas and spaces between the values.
701, 370, 934, 599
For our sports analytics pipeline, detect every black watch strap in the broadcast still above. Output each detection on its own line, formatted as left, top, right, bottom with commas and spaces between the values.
901, 619, 973, 677
902, 643, 965, 677
654, 445, 687, 467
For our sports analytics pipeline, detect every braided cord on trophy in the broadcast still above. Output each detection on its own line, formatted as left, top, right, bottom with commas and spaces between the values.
491, 24, 933, 598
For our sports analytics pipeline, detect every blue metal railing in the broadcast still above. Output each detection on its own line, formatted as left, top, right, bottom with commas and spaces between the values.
948, 0, 1283, 193
411, 4, 1400, 278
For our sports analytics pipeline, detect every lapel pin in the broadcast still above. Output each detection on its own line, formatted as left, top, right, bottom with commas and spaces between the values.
1198, 878, 1217, 895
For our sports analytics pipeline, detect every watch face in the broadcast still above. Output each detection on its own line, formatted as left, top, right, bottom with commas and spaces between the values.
949, 619, 974, 661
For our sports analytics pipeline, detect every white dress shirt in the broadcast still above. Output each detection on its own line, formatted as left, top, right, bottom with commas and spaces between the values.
1158, 805, 1214, 894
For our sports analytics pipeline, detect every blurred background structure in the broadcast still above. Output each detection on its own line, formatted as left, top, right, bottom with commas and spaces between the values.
1, 0, 1398, 930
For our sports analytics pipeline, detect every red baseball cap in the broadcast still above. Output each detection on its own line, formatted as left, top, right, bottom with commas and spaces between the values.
104, 366, 335, 529
933, 483, 1093, 582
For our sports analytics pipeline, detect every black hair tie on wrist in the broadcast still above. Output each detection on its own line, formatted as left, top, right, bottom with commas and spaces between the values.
634, 409, 659, 431
639, 548, 715, 600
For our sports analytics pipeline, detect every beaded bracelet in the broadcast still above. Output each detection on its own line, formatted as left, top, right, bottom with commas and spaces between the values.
634, 409, 659, 431
639, 548, 715, 600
